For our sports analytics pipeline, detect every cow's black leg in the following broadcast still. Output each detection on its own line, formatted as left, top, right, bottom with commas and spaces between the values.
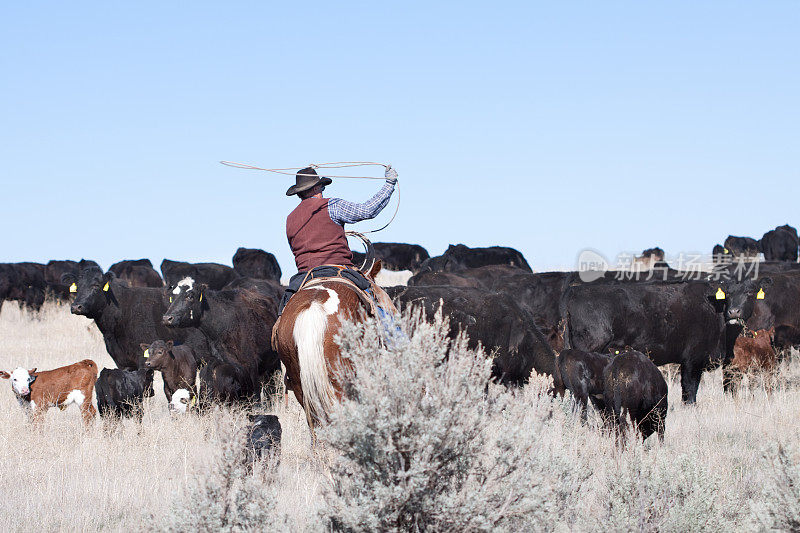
680, 362, 702, 403
722, 366, 737, 394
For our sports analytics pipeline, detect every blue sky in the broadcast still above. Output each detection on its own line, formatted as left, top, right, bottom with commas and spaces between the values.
1, 2, 797, 274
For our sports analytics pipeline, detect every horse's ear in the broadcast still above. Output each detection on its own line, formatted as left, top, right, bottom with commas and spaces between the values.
369, 259, 382, 279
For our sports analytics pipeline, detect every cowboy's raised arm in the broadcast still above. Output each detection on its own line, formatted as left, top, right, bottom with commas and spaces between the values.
327, 166, 398, 225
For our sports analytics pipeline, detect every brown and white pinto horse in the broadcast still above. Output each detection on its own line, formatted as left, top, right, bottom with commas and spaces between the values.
273, 260, 394, 427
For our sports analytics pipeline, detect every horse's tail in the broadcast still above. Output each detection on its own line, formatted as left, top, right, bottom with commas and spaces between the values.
293, 301, 335, 423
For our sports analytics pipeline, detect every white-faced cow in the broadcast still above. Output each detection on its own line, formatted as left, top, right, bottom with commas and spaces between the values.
1, 360, 98, 425
162, 277, 280, 395
169, 388, 197, 414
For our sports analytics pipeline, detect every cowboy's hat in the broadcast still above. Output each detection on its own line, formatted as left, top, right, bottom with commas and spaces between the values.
285, 167, 332, 196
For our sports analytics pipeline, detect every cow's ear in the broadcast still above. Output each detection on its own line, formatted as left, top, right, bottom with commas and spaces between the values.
101, 271, 115, 292
166, 340, 174, 350
28, 368, 36, 375
61, 273, 76, 285
0, 371, 9, 379
198, 284, 208, 302
760, 277, 774, 287
139, 343, 150, 352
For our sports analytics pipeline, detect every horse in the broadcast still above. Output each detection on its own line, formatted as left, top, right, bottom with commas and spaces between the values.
272, 236, 397, 428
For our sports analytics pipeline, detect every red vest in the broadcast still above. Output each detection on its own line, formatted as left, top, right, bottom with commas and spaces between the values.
286, 197, 353, 272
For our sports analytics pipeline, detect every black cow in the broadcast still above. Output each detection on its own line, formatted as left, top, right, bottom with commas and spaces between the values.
232, 248, 282, 282
410, 267, 571, 351
760, 224, 799, 262
245, 414, 282, 464
45, 259, 100, 302
162, 278, 280, 393
562, 279, 727, 403
712, 244, 731, 264
602, 350, 668, 441
64, 265, 212, 370
0, 263, 46, 312
198, 359, 255, 405
466, 268, 571, 351
161, 259, 240, 290
722, 271, 800, 351
407, 270, 483, 288
420, 244, 532, 273
223, 277, 284, 309
109, 259, 163, 288
95, 367, 154, 421
724, 235, 761, 259
552, 349, 611, 416
389, 286, 556, 384
351, 242, 430, 272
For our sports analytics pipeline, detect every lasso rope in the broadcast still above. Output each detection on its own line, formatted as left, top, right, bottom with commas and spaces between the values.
220, 160, 400, 234
220, 160, 388, 180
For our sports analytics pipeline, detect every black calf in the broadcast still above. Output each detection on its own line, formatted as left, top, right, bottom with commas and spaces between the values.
95, 368, 154, 421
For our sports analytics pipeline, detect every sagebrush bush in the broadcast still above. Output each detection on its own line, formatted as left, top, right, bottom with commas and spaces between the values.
585, 443, 742, 533
155, 413, 287, 533
319, 310, 588, 532
755, 443, 800, 531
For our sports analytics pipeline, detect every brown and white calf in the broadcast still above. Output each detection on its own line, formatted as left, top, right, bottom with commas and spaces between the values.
0, 359, 98, 425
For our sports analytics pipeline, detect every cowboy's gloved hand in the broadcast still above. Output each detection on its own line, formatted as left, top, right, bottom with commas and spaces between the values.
385, 165, 398, 184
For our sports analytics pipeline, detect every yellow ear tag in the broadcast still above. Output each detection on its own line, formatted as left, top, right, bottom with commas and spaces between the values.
189, 396, 197, 408
756, 288, 765, 300
169, 296, 173, 303
199, 293, 203, 302
143, 349, 149, 359
69, 283, 77, 293
103, 282, 110, 292
715, 288, 726, 300
723, 248, 729, 254
615, 350, 620, 355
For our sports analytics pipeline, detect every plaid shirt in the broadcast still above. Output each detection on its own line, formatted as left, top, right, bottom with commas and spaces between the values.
327, 179, 396, 226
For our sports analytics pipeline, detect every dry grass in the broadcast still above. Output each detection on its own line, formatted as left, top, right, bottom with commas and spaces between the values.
0, 302, 798, 531
0, 303, 322, 532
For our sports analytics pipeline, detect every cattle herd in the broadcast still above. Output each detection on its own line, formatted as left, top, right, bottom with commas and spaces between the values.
1, 224, 799, 445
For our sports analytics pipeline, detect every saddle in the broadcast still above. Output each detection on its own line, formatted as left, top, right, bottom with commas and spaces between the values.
297, 265, 386, 317
271, 263, 399, 353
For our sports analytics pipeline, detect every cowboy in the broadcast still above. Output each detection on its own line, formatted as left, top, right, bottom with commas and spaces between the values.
278, 165, 398, 314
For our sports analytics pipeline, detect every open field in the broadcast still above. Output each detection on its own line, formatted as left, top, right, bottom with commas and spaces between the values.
0, 302, 798, 531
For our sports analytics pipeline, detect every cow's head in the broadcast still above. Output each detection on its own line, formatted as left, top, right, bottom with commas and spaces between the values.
140, 340, 174, 370
169, 388, 196, 413
0, 367, 37, 396
714, 277, 773, 326
65, 264, 114, 318
162, 277, 205, 328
